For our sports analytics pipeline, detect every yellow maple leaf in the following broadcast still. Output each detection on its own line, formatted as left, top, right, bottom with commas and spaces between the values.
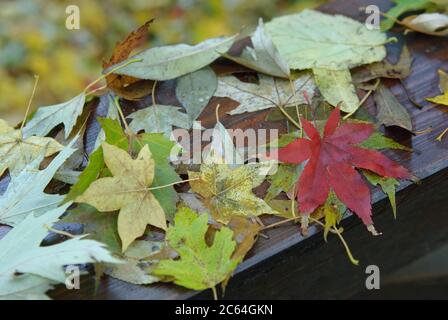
76, 142, 167, 252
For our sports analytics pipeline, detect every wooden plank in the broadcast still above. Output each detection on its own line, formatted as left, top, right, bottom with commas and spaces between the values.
9, 0, 448, 299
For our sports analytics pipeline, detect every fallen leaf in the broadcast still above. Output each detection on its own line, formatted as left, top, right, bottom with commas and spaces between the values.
23, 93, 85, 139
189, 163, 277, 224
360, 131, 412, 151
266, 9, 388, 70
152, 207, 239, 292
352, 45, 413, 83
105, 35, 237, 81
105, 240, 164, 285
76, 143, 167, 251
313, 68, 360, 113
427, 69, 448, 106
402, 13, 448, 36
381, 0, 432, 31
0, 139, 76, 226
128, 105, 191, 137
103, 20, 154, 100
265, 163, 302, 201
62, 204, 122, 254
0, 203, 120, 300
214, 73, 315, 115
374, 83, 413, 131
175, 66, 217, 121
222, 18, 290, 78
0, 120, 63, 176
363, 170, 399, 218
278, 108, 411, 227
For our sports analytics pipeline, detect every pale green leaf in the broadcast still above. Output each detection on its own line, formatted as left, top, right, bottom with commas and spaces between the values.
0, 204, 120, 300
265, 9, 388, 70
313, 68, 360, 113
23, 93, 85, 139
0, 139, 77, 226
223, 18, 290, 78
214, 73, 315, 115
176, 66, 217, 121
128, 105, 191, 137
106, 35, 237, 81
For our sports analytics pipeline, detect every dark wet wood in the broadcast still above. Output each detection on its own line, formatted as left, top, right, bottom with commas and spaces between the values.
7, 0, 448, 299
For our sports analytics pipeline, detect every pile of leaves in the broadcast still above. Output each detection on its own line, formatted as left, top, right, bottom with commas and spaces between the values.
2, 4, 446, 299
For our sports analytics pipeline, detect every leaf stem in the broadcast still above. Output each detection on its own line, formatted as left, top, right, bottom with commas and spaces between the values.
343, 79, 379, 120
212, 287, 218, 300
113, 96, 132, 135
151, 80, 158, 106
277, 105, 302, 130
436, 127, 448, 141
44, 224, 77, 238
84, 58, 142, 93
20, 75, 39, 133
147, 177, 199, 190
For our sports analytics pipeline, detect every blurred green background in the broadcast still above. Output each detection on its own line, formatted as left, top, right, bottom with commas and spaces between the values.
0, 0, 325, 124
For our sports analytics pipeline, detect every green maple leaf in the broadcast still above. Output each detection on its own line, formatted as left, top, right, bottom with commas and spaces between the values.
153, 207, 239, 292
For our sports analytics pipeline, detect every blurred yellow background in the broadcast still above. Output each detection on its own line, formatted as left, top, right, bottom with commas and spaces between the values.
0, 0, 325, 124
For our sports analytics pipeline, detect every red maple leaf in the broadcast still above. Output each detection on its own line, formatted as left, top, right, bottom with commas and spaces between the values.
278, 108, 410, 226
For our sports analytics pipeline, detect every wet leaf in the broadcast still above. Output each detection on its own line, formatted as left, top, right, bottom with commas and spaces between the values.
402, 13, 448, 36
363, 170, 399, 218
153, 207, 239, 291
105, 35, 237, 81
23, 93, 85, 139
266, 9, 388, 70
313, 68, 360, 113
278, 108, 410, 227
0, 119, 63, 176
374, 83, 413, 131
128, 105, 191, 137
214, 73, 315, 115
381, 0, 432, 31
76, 143, 167, 251
427, 69, 448, 106
175, 66, 217, 121
0, 203, 120, 300
223, 18, 290, 78
0, 139, 76, 226
352, 46, 413, 83
189, 163, 277, 224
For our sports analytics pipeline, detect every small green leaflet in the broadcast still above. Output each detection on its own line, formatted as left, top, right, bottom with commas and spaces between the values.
23, 93, 85, 139
105, 35, 237, 81
176, 66, 217, 121
153, 207, 239, 292
128, 105, 191, 137
266, 164, 302, 201
363, 170, 399, 218
0, 139, 76, 226
265, 9, 388, 70
0, 203, 120, 300
360, 132, 412, 151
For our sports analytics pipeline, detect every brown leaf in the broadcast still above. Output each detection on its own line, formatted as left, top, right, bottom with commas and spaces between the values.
103, 19, 154, 100
352, 46, 413, 84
